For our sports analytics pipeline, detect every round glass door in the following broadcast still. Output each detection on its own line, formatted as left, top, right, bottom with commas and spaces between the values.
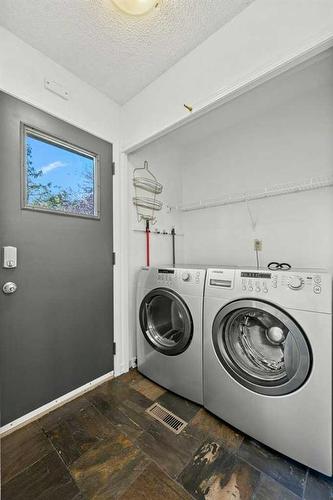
140, 288, 193, 356
213, 299, 311, 395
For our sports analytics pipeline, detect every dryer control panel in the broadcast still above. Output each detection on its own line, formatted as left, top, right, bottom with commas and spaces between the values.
157, 268, 203, 286
137, 266, 207, 295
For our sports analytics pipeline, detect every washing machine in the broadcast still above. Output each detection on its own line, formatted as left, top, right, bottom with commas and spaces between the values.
204, 267, 332, 475
137, 266, 206, 404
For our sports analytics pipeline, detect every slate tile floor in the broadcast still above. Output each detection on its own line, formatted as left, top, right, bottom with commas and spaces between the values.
1, 369, 332, 499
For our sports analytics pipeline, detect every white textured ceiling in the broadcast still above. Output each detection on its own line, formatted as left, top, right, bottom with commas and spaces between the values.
0, 0, 254, 104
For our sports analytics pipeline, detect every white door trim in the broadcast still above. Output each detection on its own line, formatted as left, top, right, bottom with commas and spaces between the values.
111, 151, 130, 377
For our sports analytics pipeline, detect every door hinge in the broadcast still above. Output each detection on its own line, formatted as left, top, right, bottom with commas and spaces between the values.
113, 342, 116, 355
112, 252, 116, 265
112, 162, 115, 175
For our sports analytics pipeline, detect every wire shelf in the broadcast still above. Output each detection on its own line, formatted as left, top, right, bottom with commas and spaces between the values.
172, 175, 333, 212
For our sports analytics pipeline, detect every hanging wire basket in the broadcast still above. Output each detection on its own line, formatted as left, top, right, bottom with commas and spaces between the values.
133, 161, 163, 223
133, 176, 163, 195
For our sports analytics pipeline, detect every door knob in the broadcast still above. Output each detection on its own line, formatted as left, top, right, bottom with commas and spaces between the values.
2, 282, 17, 294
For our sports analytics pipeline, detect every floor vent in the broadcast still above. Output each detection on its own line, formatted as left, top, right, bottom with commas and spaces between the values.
146, 403, 188, 434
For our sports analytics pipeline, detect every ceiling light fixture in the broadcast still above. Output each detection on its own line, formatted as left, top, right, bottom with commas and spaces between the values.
112, 0, 159, 16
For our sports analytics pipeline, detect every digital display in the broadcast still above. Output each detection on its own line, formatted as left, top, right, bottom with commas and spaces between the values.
210, 279, 232, 287
158, 269, 175, 274
241, 272, 271, 279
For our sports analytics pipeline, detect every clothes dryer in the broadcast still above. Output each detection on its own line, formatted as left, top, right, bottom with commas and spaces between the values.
137, 266, 206, 404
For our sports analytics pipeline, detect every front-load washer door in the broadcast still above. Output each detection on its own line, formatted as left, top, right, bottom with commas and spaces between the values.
139, 288, 193, 356
212, 299, 311, 396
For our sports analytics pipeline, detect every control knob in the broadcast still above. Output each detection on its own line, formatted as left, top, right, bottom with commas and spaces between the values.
182, 272, 191, 282
288, 276, 304, 290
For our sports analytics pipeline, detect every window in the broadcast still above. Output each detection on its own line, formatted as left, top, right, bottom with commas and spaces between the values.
22, 126, 99, 218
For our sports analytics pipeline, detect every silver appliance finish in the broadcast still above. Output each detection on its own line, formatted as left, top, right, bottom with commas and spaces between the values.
137, 266, 206, 404
204, 267, 332, 475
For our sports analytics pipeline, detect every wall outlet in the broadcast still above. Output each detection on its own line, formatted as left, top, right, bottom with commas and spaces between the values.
254, 239, 263, 251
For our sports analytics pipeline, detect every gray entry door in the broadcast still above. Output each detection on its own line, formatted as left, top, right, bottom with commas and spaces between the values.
0, 92, 114, 425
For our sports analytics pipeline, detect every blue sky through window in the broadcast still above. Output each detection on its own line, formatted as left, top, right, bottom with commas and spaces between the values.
26, 133, 96, 216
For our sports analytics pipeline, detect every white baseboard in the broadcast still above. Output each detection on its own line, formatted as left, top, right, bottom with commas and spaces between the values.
0, 371, 114, 437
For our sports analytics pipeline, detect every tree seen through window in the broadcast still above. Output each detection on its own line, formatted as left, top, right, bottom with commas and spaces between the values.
25, 132, 96, 217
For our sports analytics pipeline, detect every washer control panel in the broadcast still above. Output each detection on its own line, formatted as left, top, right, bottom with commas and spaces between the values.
241, 271, 271, 294
205, 268, 331, 313
287, 275, 305, 290
239, 270, 324, 295
273, 272, 324, 295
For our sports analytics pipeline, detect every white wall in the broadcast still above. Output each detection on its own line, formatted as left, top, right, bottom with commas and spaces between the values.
0, 27, 128, 376
180, 50, 333, 271
122, 0, 333, 151
0, 27, 120, 142
127, 139, 184, 360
